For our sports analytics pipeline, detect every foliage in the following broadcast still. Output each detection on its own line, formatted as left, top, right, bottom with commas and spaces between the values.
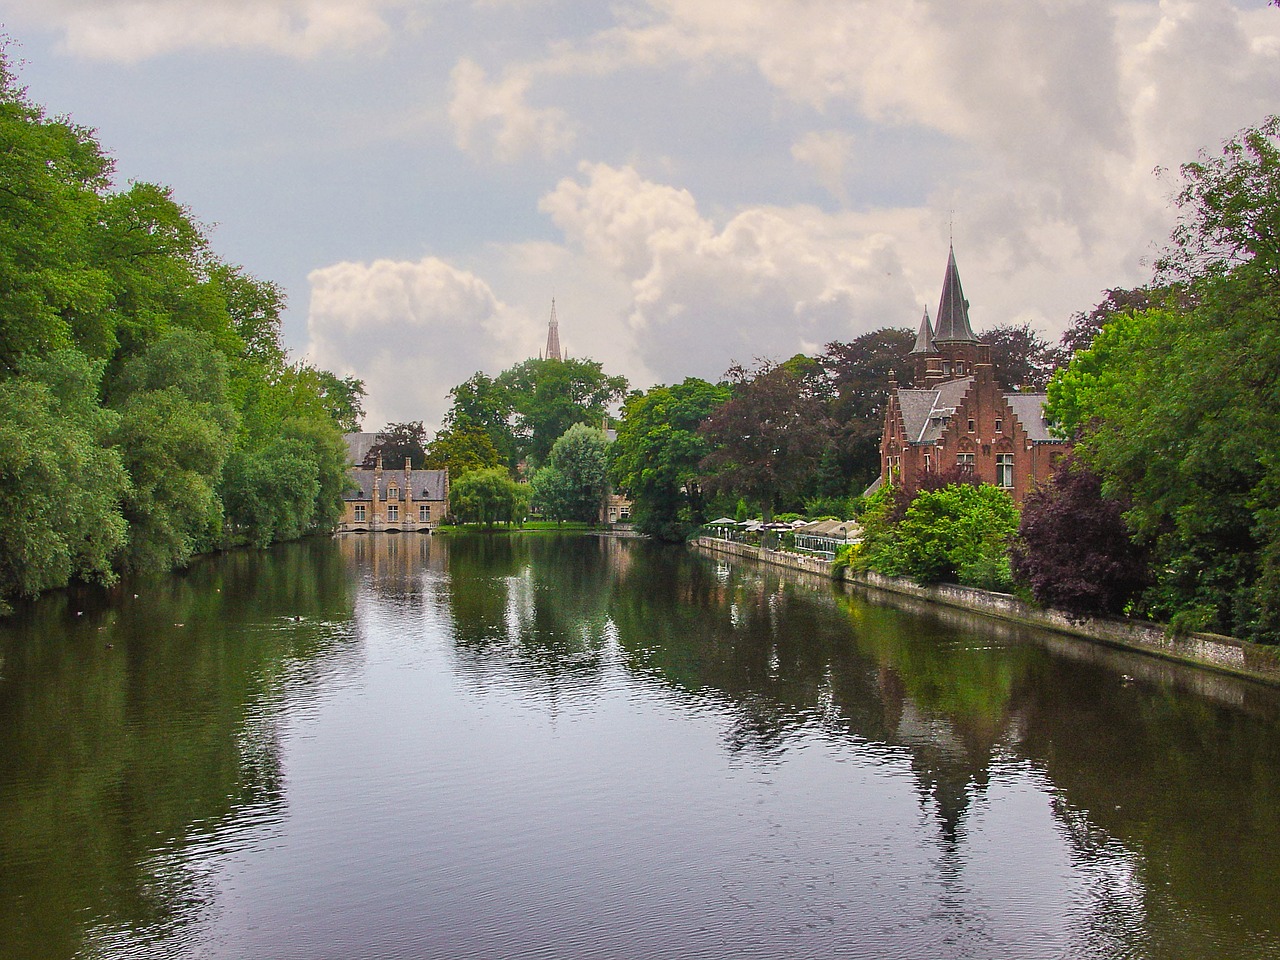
819, 328, 915, 490
855, 483, 1018, 591
0, 352, 130, 608
699, 357, 833, 522
609, 377, 729, 540
1045, 117, 1280, 641
441, 372, 518, 470
1010, 458, 1148, 616
1059, 287, 1162, 356
496, 357, 628, 468
531, 423, 609, 524
450, 467, 530, 528
978, 322, 1064, 390
424, 422, 502, 478
0, 49, 361, 606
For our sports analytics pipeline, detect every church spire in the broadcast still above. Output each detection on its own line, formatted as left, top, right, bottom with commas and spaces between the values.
545, 298, 563, 361
933, 245, 977, 343
910, 306, 934, 354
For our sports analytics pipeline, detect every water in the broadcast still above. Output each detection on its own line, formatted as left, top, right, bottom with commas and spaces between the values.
2, 533, 1279, 959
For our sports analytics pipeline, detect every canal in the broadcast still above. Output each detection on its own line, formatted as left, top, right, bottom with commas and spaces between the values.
1, 533, 1279, 959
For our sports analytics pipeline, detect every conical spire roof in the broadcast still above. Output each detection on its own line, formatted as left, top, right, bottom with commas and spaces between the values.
933, 245, 976, 343
909, 306, 934, 354
545, 298, 562, 361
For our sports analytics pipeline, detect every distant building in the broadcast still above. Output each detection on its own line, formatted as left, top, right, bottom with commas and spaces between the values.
544, 299, 563, 361
878, 247, 1070, 504
341, 434, 448, 532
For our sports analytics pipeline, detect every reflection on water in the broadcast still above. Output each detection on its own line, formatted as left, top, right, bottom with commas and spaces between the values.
0, 534, 1278, 959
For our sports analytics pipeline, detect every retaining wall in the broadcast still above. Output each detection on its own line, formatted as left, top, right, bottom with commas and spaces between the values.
692, 536, 1280, 687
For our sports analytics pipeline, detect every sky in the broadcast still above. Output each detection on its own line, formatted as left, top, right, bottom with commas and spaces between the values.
1, 0, 1277, 431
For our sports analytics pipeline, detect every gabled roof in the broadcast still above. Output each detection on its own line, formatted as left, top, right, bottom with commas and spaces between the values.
344, 432, 380, 466
934, 245, 977, 343
1004, 393, 1055, 441
344, 468, 449, 501
910, 307, 934, 354
896, 377, 974, 444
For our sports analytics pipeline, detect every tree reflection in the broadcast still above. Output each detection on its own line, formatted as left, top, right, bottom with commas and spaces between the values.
0, 540, 358, 960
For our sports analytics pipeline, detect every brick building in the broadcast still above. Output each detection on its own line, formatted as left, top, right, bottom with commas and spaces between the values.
878, 247, 1069, 504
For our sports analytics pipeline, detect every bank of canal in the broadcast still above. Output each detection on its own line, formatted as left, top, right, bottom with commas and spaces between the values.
693, 535, 1280, 687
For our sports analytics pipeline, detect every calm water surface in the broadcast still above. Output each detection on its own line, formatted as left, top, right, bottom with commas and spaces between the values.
2, 534, 1280, 959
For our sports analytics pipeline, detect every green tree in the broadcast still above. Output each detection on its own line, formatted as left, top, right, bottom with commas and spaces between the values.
1046, 117, 1280, 640
610, 378, 729, 540
497, 357, 628, 468
0, 351, 130, 609
110, 331, 237, 572
450, 467, 530, 528
363, 421, 429, 469
424, 423, 502, 478
531, 423, 609, 523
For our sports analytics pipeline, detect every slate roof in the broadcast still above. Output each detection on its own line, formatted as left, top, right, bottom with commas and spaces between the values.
896, 377, 974, 443
910, 307, 934, 354
344, 468, 448, 501
894, 380, 1056, 445
934, 245, 977, 343
344, 432, 380, 466
1004, 393, 1055, 441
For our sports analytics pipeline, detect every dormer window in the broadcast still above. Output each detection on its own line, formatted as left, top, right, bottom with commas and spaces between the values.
387, 485, 398, 501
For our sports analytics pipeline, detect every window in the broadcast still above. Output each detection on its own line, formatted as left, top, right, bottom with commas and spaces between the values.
353, 504, 366, 522
387, 504, 399, 521
419, 504, 431, 522
967, 418, 975, 432
996, 454, 1014, 489
387, 485, 399, 501
994, 418, 1003, 433
923, 453, 931, 471
957, 453, 975, 472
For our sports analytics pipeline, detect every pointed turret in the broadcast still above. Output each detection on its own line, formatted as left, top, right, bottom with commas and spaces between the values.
934, 245, 977, 343
909, 306, 934, 354
545, 298, 563, 361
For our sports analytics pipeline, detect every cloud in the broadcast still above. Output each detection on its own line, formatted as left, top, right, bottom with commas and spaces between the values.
448, 57, 575, 162
5, 0, 400, 61
791, 130, 855, 205
304, 257, 536, 430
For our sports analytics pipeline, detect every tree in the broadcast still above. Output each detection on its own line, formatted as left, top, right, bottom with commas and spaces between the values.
497, 357, 628, 468
441, 372, 518, 471
1059, 287, 1161, 356
1046, 117, 1280, 641
699, 358, 833, 521
363, 421, 429, 469
868, 483, 1020, 590
109, 331, 237, 573
450, 467, 530, 528
978, 322, 1064, 391
423, 423, 502, 478
610, 378, 729, 540
0, 351, 130, 609
1011, 458, 1148, 616
530, 423, 609, 523
819, 328, 915, 490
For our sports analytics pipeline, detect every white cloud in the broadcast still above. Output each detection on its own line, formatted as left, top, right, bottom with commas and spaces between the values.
304, 257, 536, 430
791, 130, 855, 205
4, 0, 400, 61
448, 57, 575, 162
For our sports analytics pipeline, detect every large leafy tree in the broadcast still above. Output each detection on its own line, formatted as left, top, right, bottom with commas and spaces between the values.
424, 423, 502, 478
1047, 116, 1280, 641
450, 467, 530, 528
497, 357, 628, 468
819, 328, 914, 490
610, 377, 729, 540
363, 421, 430, 469
531, 423, 610, 524
699, 357, 833, 521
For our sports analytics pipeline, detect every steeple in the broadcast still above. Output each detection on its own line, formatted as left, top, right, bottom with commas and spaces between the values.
545, 298, 563, 361
933, 245, 977, 343
909, 306, 934, 354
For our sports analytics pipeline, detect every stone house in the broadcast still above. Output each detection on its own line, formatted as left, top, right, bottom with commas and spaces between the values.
878, 247, 1070, 504
341, 435, 449, 532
